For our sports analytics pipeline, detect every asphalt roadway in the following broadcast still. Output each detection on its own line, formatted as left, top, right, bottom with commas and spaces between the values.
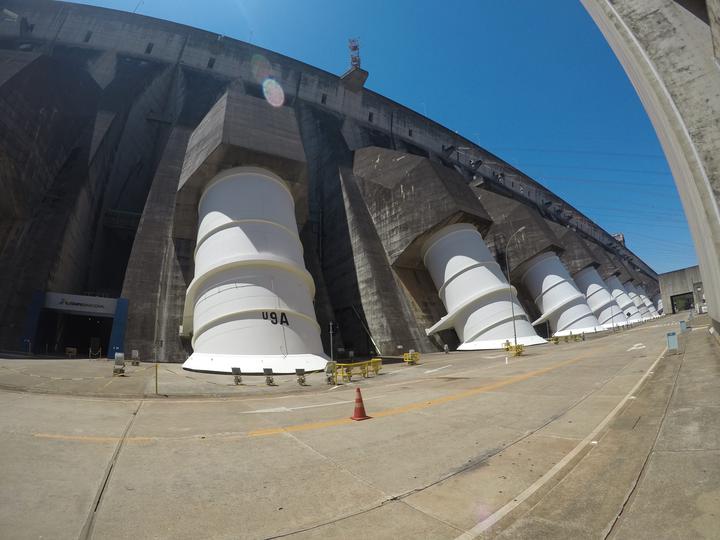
0, 311, 718, 539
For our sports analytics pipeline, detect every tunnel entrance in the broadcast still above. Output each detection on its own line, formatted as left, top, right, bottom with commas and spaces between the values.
35, 310, 113, 357
23, 292, 128, 358
670, 292, 694, 313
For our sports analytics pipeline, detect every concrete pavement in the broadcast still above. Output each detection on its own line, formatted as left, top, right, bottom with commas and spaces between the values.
0, 312, 717, 539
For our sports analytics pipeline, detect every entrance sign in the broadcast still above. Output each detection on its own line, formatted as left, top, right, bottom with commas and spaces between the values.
44, 292, 117, 317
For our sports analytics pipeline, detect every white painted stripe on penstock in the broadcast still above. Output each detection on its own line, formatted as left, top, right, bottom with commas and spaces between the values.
455, 345, 668, 539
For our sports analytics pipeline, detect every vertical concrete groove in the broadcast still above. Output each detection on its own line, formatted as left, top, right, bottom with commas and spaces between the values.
283, 430, 387, 497
602, 347, 687, 539
78, 401, 144, 540
262, 350, 637, 539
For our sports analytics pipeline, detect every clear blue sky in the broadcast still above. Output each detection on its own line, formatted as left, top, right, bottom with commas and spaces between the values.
76, 0, 697, 274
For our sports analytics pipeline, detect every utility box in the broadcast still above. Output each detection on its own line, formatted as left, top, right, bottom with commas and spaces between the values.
667, 332, 678, 353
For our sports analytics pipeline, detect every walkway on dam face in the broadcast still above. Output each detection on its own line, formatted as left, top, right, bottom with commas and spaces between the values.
0, 313, 717, 539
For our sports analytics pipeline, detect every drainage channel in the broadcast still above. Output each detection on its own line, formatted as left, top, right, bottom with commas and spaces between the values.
78, 400, 144, 540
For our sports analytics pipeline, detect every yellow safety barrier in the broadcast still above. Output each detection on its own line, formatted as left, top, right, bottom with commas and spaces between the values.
335, 358, 383, 382
502, 341, 524, 356
325, 361, 337, 384
550, 333, 584, 344
402, 352, 420, 365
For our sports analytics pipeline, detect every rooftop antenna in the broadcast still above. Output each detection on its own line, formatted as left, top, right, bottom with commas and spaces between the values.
349, 38, 361, 69
341, 37, 368, 91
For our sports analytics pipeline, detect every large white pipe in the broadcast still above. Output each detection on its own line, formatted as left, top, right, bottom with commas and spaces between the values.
636, 285, 659, 317
182, 167, 327, 374
573, 266, 628, 328
606, 276, 642, 322
422, 224, 545, 350
624, 281, 651, 320
629, 282, 653, 320
520, 252, 601, 336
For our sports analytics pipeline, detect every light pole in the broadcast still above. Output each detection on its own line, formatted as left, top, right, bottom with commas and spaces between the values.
504, 226, 526, 349
328, 321, 336, 361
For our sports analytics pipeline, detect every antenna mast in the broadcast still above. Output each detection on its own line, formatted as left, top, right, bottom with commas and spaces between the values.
348, 38, 361, 69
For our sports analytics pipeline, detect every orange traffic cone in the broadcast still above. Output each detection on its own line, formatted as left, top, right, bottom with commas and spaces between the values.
350, 387, 371, 421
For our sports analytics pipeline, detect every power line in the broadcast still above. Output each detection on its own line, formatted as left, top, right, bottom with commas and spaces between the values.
628, 242, 693, 253
627, 231, 695, 248
591, 220, 688, 230
582, 211, 688, 224
539, 175, 675, 190
595, 219, 689, 229
488, 146, 665, 160
515, 162, 671, 177
580, 204, 687, 217
626, 241, 694, 254
584, 209, 687, 222
579, 202, 684, 214
584, 214, 689, 228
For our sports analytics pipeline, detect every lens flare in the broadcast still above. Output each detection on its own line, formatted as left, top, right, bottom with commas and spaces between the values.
475, 502, 493, 522
251, 53, 272, 82
262, 78, 284, 107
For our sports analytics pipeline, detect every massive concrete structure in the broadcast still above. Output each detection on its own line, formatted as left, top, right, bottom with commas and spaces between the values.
0, 0, 661, 367
582, 0, 720, 331
659, 264, 705, 313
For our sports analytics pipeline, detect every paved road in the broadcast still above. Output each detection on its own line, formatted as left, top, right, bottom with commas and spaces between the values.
0, 313, 717, 539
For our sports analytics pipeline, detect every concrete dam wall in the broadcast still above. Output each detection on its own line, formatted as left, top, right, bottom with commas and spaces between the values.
0, 0, 660, 365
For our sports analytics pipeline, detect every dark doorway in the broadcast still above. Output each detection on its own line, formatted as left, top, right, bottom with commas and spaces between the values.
35, 310, 113, 356
670, 292, 694, 314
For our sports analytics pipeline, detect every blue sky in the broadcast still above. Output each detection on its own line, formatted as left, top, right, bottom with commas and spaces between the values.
76, 0, 697, 274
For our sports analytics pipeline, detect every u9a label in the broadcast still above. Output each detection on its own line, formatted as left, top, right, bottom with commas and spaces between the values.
262, 311, 290, 326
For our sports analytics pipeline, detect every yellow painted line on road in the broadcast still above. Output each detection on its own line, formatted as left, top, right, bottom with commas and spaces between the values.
250, 417, 356, 436
30, 356, 587, 443
249, 355, 586, 438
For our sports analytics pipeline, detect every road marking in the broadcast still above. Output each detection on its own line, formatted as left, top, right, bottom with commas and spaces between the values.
249, 355, 586, 438
34, 433, 154, 444
241, 395, 386, 414
626, 343, 646, 351
243, 407, 292, 413
455, 345, 668, 539
424, 365, 452, 374
484, 354, 506, 359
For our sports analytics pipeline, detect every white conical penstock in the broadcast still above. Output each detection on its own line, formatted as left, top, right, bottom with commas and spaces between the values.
422, 223, 545, 350
636, 285, 659, 317
520, 252, 601, 336
624, 281, 651, 320
606, 275, 642, 322
573, 266, 628, 328
181, 167, 327, 374
632, 284, 654, 319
